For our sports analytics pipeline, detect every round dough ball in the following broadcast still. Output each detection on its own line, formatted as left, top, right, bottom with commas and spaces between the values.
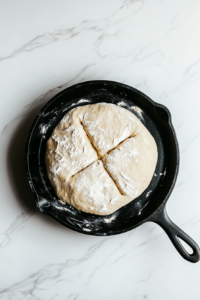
45, 103, 158, 215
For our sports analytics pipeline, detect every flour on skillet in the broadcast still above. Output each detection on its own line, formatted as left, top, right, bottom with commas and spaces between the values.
146, 190, 152, 198
70, 99, 91, 107
82, 228, 91, 232
117, 101, 127, 107
104, 214, 116, 223
40, 123, 50, 134
78, 99, 91, 103
131, 106, 143, 119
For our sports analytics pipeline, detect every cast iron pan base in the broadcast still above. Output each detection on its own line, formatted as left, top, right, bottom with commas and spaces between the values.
26, 80, 200, 263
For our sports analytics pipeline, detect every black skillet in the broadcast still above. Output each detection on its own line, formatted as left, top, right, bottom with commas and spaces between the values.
26, 80, 200, 263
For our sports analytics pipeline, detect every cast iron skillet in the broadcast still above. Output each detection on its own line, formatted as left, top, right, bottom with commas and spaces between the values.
26, 80, 200, 263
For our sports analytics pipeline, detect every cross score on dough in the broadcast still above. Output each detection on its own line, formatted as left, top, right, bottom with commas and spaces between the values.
45, 103, 158, 215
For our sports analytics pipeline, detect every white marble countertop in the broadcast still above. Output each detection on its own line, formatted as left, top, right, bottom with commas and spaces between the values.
1, 0, 200, 299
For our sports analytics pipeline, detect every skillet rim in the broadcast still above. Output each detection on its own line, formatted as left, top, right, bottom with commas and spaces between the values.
25, 80, 179, 235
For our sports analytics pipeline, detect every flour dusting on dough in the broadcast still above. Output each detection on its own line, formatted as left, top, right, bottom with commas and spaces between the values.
46, 103, 158, 215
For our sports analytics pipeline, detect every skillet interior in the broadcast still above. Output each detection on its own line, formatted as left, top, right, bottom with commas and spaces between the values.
26, 80, 179, 235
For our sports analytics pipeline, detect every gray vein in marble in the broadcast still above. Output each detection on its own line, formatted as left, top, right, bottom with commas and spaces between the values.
175, 180, 185, 188
2, 86, 61, 134
88, 230, 164, 281
88, 231, 133, 280
177, 121, 185, 128
181, 132, 200, 154
0, 208, 35, 248
112, 0, 143, 17
67, 294, 79, 300
111, 231, 164, 266
135, 266, 160, 284
2, 63, 92, 134
0, 0, 143, 64
95, 23, 179, 76
164, 59, 200, 98
184, 58, 200, 76
50, 294, 59, 300
1, 0, 181, 137
0, 238, 107, 298
180, 212, 200, 228
0, 29, 78, 63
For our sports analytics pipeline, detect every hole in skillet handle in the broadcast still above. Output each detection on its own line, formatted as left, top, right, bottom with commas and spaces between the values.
150, 206, 200, 263
178, 237, 193, 255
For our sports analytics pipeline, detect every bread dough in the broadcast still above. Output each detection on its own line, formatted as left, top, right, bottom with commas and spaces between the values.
45, 103, 158, 215
56, 160, 131, 214
102, 128, 158, 199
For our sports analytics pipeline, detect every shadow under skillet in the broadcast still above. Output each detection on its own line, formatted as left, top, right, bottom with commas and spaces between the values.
5, 93, 78, 233
7, 105, 40, 210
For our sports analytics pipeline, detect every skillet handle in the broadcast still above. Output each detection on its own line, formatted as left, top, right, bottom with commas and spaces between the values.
151, 206, 200, 263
